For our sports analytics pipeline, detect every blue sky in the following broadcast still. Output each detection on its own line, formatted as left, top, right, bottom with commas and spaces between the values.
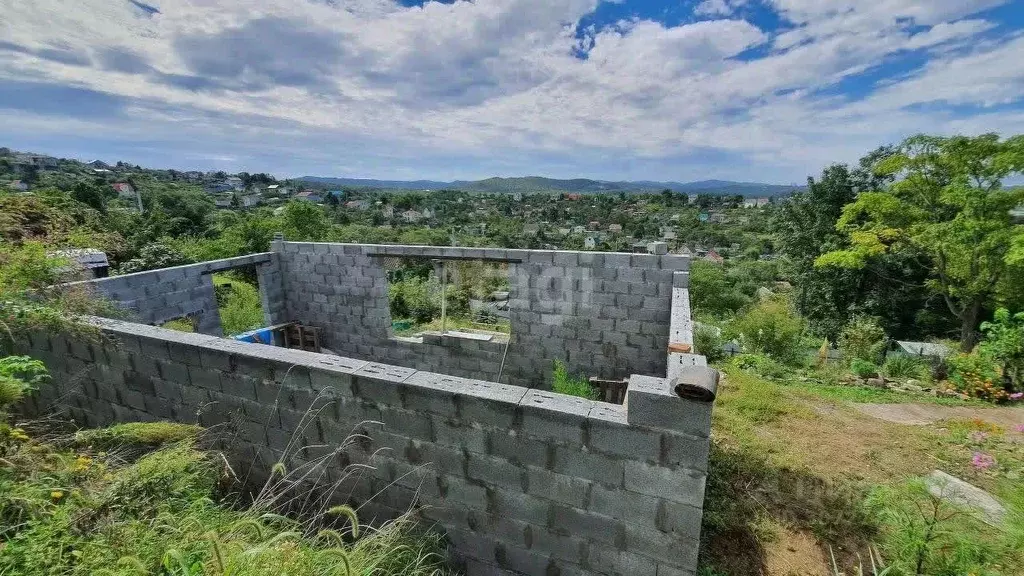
1, 0, 1023, 183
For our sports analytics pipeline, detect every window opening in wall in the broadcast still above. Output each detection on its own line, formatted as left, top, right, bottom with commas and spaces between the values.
212, 265, 266, 337
381, 256, 511, 340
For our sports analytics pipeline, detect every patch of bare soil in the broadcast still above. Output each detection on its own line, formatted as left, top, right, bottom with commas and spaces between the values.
853, 403, 1024, 428
765, 528, 829, 576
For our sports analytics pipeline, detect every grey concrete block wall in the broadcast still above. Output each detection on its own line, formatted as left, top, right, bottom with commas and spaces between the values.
16, 318, 713, 576
273, 242, 690, 388
65, 253, 280, 337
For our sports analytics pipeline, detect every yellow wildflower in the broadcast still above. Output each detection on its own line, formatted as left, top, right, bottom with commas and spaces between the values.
51, 490, 64, 501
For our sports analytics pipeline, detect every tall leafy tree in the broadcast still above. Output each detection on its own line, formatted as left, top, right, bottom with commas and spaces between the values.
818, 134, 1024, 350
776, 148, 935, 340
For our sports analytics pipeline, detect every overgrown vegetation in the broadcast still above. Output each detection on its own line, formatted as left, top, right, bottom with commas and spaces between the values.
214, 273, 265, 336
0, 361, 453, 576
551, 360, 597, 399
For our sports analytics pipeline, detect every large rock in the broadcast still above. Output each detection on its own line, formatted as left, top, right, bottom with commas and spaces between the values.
925, 470, 1006, 526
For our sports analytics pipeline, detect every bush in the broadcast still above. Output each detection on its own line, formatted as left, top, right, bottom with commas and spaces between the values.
979, 308, 1024, 389
551, 360, 597, 399
849, 358, 879, 379
115, 242, 192, 274
947, 352, 1011, 402
694, 325, 726, 363
731, 353, 790, 380
389, 276, 440, 324
731, 297, 805, 364
0, 356, 48, 412
838, 315, 886, 365
74, 421, 202, 449
882, 354, 928, 381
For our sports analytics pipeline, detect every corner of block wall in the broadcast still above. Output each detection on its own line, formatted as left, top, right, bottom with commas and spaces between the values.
624, 370, 716, 438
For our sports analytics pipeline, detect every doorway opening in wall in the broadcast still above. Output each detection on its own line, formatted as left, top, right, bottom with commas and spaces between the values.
381, 256, 511, 339
212, 265, 266, 337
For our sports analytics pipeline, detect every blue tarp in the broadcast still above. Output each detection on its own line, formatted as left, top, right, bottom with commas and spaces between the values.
233, 327, 274, 344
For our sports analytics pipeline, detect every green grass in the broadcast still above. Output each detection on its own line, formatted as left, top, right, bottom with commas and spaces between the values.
162, 318, 196, 332
702, 362, 1024, 576
0, 422, 453, 576
391, 314, 511, 337
551, 360, 598, 399
74, 421, 203, 449
214, 274, 266, 336
790, 381, 986, 406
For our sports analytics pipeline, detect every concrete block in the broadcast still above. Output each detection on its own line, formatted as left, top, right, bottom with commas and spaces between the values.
587, 484, 660, 528
624, 374, 713, 438
187, 365, 222, 391
553, 446, 623, 487
380, 406, 433, 441
551, 504, 623, 547
586, 546, 658, 576
520, 390, 593, 445
658, 500, 703, 541
433, 417, 488, 454
468, 454, 526, 492
623, 462, 705, 508
526, 466, 590, 508
587, 405, 660, 463
661, 432, 710, 472
624, 523, 698, 570
496, 543, 553, 575
488, 430, 551, 468
407, 439, 467, 476
490, 489, 550, 527
441, 476, 489, 510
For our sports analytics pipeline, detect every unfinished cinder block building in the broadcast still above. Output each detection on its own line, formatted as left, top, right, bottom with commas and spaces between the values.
17, 240, 717, 576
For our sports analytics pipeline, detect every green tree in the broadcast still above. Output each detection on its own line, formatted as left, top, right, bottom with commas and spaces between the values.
116, 242, 193, 274
775, 149, 936, 341
70, 181, 108, 214
281, 200, 330, 241
818, 134, 1024, 350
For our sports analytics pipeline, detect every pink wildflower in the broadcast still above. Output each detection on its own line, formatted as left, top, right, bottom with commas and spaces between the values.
1010, 392, 1024, 401
971, 452, 996, 470
1014, 424, 1024, 434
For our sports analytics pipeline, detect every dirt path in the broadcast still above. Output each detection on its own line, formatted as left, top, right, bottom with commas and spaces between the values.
853, 403, 1024, 427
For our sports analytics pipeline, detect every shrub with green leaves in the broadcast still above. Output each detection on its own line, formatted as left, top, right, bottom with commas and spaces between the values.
0, 424, 454, 576
389, 276, 440, 324
849, 358, 879, 379
0, 356, 48, 411
731, 297, 805, 364
731, 353, 790, 380
947, 352, 1010, 402
213, 274, 265, 336
979, 308, 1024, 389
882, 354, 928, 381
551, 360, 597, 399
694, 325, 726, 363
838, 315, 887, 365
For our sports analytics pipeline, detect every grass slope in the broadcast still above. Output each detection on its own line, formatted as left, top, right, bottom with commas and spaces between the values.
701, 365, 1024, 576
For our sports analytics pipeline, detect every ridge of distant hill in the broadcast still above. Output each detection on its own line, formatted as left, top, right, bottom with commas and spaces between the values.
298, 175, 803, 197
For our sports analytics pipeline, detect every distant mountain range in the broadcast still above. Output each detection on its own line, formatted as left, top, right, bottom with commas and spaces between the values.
298, 175, 804, 197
